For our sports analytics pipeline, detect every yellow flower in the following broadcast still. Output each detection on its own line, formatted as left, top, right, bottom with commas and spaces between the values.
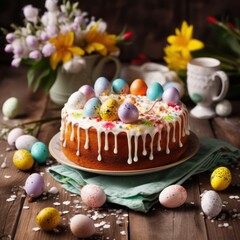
167, 21, 204, 52
84, 24, 119, 56
49, 32, 84, 70
164, 46, 192, 72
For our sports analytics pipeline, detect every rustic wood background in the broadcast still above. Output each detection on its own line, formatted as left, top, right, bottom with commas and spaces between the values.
0, 0, 239, 63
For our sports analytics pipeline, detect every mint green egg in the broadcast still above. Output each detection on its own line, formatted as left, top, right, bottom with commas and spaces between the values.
2, 97, 20, 118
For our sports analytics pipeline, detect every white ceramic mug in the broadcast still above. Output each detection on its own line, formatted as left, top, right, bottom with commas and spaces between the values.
187, 57, 229, 119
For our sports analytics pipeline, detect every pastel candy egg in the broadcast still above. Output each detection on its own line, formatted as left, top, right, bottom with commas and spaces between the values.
94, 77, 111, 96
99, 98, 118, 121
79, 85, 95, 101
201, 190, 222, 218
36, 207, 60, 231
31, 141, 49, 164
146, 82, 164, 101
112, 78, 130, 94
67, 91, 86, 109
162, 87, 180, 105
83, 97, 102, 118
215, 100, 232, 117
70, 214, 95, 238
163, 82, 184, 98
130, 79, 148, 96
81, 184, 106, 208
118, 102, 139, 123
7, 127, 25, 147
2, 97, 20, 118
15, 134, 38, 151
159, 184, 187, 208
13, 149, 34, 171
210, 166, 232, 191
24, 173, 45, 198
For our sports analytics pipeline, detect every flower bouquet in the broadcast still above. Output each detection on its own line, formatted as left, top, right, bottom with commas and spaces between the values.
2, 0, 132, 93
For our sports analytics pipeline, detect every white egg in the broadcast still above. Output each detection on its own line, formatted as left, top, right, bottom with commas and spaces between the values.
7, 128, 25, 147
15, 134, 38, 151
215, 100, 232, 117
201, 190, 222, 218
67, 91, 86, 109
2, 97, 20, 118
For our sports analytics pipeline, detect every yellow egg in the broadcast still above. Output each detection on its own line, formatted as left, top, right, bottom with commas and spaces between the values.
100, 98, 118, 121
36, 207, 60, 231
210, 166, 232, 191
13, 149, 34, 171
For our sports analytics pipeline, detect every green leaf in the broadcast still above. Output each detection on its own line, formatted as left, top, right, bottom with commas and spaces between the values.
32, 68, 51, 92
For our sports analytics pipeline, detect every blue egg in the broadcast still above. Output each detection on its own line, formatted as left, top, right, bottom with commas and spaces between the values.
146, 82, 164, 101
94, 77, 111, 96
112, 78, 129, 94
31, 142, 49, 164
84, 97, 102, 118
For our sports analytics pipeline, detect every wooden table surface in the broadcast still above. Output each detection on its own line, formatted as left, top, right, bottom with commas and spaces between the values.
0, 67, 239, 240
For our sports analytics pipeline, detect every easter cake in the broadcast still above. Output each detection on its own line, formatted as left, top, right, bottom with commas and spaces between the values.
60, 77, 190, 171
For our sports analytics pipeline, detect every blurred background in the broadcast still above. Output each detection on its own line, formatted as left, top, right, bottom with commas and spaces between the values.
0, 0, 239, 64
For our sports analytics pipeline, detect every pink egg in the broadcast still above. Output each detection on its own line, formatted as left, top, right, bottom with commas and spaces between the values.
162, 87, 180, 105
81, 184, 106, 208
159, 184, 187, 208
7, 127, 24, 147
70, 214, 95, 238
79, 85, 95, 101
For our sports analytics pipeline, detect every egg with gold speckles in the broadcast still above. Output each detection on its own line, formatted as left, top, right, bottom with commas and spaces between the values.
2, 97, 20, 118
99, 98, 118, 121
84, 97, 102, 118
36, 207, 60, 231
118, 102, 139, 123
112, 78, 130, 94
210, 166, 232, 191
94, 77, 111, 96
67, 91, 86, 109
13, 149, 34, 171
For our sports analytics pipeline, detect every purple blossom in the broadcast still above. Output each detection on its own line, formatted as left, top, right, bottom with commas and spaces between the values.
42, 43, 56, 57
23, 5, 39, 24
26, 35, 39, 48
29, 50, 42, 60
11, 58, 21, 67
5, 44, 13, 53
40, 32, 49, 41
6, 33, 15, 43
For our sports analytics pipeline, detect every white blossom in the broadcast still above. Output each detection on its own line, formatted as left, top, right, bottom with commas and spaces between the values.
63, 56, 86, 73
23, 5, 39, 24
45, 0, 58, 12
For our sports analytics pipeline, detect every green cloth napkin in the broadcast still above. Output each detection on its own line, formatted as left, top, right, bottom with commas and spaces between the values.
48, 137, 240, 213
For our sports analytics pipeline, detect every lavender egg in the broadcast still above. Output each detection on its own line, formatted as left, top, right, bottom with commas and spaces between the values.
7, 127, 25, 147
84, 97, 102, 118
118, 102, 139, 123
67, 91, 86, 109
162, 87, 180, 105
25, 173, 45, 198
112, 78, 130, 94
146, 82, 164, 101
79, 85, 95, 101
94, 77, 111, 96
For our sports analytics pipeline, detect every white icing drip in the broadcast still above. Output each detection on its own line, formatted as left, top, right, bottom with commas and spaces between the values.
178, 117, 183, 147
157, 126, 162, 151
166, 123, 170, 154
63, 139, 66, 147
149, 132, 157, 160
70, 123, 74, 141
114, 133, 118, 154
127, 133, 133, 164
97, 130, 102, 161
104, 132, 109, 151
142, 134, 147, 156
172, 121, 176, 142
84, 128, 89, 149
133, 135, 139, 162
76, 125, 80, 156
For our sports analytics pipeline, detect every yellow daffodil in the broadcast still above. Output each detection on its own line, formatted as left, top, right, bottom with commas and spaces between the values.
167, 21, 204, 52
164, 46, 192, 72
84, 24, 119, 56
49, 32, 84, 70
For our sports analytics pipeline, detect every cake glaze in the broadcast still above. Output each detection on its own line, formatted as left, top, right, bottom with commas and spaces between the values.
60, 94, 190, 171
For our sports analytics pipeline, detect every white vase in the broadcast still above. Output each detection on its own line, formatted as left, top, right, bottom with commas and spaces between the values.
49, 54, 121, 105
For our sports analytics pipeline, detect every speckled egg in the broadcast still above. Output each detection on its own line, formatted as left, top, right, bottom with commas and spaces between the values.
81, 184, 106, 208
99, 98, 118, 121
70, 214, 95, 238
210, 166, 232, 191
159, 184, 187, 208
118, 102, 139, 123
130, 79, 148, 96
83, 97, 102, 118
146, 82, 164, 101
112, 78, 130, 94
79, 85, 95, 101
67, 91, 86, 109
2, 97, 20, 118
15, 134, 38, 151
7, 127, 25, 147
201, 190, 222, 218
25, 173, 45, 198
215, 100, 232, 117
13, 149, 34, 171
163, 82, 185, 98
31, 142, 49, 164
162, 87, 180, 105
94, 77, 111, 96
36, 207, 60, 231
